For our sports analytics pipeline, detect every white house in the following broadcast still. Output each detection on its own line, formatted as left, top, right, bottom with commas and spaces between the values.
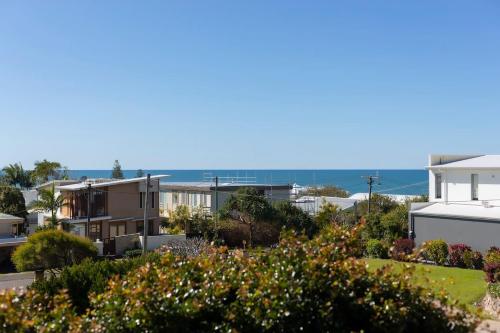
160, 182, 291, 217
409, 154, 500, 252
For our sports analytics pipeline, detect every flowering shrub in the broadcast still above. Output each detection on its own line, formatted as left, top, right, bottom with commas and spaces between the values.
390, 238, 414, 261
421, 239, 449, 265
485, 247, 500, 265
0, 226, 474, 332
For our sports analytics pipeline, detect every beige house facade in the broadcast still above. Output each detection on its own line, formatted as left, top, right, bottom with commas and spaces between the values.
57, 176, 168, 242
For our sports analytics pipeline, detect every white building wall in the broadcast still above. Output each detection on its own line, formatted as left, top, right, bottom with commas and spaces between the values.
430, 169, 500, 203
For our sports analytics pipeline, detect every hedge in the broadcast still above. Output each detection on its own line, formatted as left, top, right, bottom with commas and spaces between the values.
0, 226, 473, 332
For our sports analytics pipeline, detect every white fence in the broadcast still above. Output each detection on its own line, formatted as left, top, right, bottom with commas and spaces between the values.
139, 234, 186, 251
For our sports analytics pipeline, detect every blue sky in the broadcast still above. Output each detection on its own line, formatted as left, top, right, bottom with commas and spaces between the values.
0, 1, 499, 169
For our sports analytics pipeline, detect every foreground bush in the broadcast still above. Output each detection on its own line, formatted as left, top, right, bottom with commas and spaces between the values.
0, 226, 474, 332
12, 229, 97, 273
421, 239, 449, 265
30, 253, 161, 313
366, 238, 387, 258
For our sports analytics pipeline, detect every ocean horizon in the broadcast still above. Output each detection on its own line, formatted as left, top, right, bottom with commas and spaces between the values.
67, 169, 428, 196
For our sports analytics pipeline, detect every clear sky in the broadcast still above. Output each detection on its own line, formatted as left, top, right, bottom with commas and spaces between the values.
1, 1, 499, 169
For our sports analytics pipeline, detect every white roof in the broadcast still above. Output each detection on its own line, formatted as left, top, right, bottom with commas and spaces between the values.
349, 193, 419, 203
58, 175, 169, 191
428, 155, 500, 170
411, 201, 500, 221
0, 213, 24, 221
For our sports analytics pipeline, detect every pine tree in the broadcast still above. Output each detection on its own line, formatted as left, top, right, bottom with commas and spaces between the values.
111, 160, 124, 179
136, 169, 145, 177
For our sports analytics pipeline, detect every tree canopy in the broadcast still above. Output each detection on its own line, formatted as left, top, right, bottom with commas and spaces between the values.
0, 186, 27, 218
33, 159, 62, 184
1, 163, 33, 189
29, 183, 66, 226
111, 160, 124, 179
219, 187, 274, 247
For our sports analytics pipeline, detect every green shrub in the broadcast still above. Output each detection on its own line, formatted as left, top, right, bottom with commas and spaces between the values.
30, 253, 161, 313
463, 250, 483, 270
0, 226, 474, 332
380, 205, 408, 242
366, 239, 388, 258
123, 248, 143, 258
12, 229, 97, 272
421, 239, 449, 266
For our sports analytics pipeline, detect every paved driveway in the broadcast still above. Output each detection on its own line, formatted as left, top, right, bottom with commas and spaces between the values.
0, 271, 34, 290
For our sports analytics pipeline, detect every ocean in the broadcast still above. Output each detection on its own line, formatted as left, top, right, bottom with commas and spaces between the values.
68, 169, 428, 195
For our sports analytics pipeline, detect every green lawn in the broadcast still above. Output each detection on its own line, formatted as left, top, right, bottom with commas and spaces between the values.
364, 258, 487, 306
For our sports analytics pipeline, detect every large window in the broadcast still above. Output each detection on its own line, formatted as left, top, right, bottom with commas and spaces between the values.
471, 174, 479, 200
109, 223, 126, 238
435, 173, 442, 199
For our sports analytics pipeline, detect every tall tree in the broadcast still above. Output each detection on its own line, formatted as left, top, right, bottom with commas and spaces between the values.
33, 160, 62, 184
29, 183, 66, 226
0, 186, 27, 218
219, 187, 273, 247
2, 163, 33, 189
111, 160, 124, 179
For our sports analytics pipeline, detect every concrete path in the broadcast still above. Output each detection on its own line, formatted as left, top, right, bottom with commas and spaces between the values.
0, 271, 34, 291
476, 320, 500, 332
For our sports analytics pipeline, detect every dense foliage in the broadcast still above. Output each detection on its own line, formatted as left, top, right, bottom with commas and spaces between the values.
448, 244, 483, 270
366, 238, 388, 258
0, 186, 27, 218
12, 230, 97, 272
0, 225, 474, 332
31, 254, 161, 313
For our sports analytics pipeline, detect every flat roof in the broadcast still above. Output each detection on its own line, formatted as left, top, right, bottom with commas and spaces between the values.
294, 196, 358, 210
58, 175, 169, 191
160, 181, 291, 192
428, 155, 500, 170
411, 201, 500, 221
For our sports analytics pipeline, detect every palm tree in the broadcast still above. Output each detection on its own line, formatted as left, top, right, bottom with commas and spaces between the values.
2, 163, 33, 189
29, 183, 66, 227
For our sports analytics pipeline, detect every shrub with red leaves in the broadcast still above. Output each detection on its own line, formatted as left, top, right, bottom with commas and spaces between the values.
448, 244, 472, 268
391, 238, 414, 261
484, 262, 500, 283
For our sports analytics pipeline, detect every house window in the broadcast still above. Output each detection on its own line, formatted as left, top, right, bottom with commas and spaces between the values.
140, 192, 154, 208
471, 174, 479, 200
435, 173, 442, 199
89, 223, 101, 241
